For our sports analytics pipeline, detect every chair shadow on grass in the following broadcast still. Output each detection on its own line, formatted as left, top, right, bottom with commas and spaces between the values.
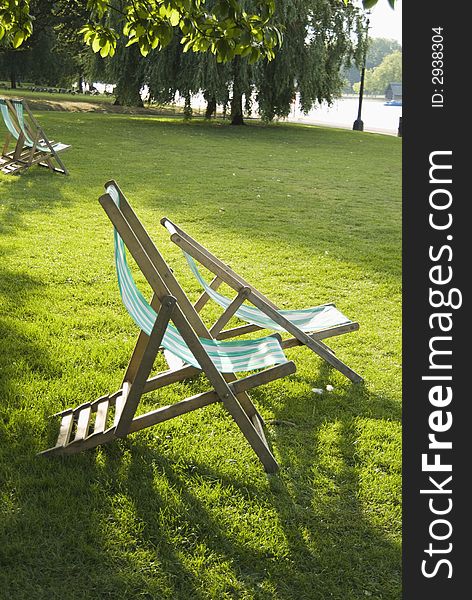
1, 354, 401, 600
89, 367, 401, 600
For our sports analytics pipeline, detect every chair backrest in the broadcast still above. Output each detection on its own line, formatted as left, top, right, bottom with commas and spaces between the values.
102, 182, 287, 372
161, 217, 280, 310
106, 184, 158, 336
10, 99, 36, 146
0, 98, 21, 139
105, 181, 212, 339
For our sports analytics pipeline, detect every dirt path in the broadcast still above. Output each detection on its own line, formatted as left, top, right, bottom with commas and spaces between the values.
26, 98, 170, 116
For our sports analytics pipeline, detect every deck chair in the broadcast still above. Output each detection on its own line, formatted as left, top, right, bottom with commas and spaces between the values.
40, 181, 296, 473
161, 218, 363, 384
0, 97, 70, 175
0, 98, 19, 172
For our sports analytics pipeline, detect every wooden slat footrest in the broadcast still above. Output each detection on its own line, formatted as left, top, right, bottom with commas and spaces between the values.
38, 410, 74, 456
94, 399, 110, 434
39, 361, 296, 458
74, 404, 92, 441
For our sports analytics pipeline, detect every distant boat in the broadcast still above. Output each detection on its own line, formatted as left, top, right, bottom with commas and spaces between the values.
384, 83, 402, 107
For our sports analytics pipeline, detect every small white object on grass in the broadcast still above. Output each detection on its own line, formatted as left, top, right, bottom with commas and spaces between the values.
326, 385, 334, 391
312, 388, 324, 395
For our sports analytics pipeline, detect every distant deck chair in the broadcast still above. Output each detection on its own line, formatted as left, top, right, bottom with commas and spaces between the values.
40, 181, 296, 472
0, 98, 20, 172
161, 218, 363, 384
0, 97, 70, 175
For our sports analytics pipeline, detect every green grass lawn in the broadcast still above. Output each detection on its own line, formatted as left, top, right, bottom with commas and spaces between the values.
0, 112, 401, 600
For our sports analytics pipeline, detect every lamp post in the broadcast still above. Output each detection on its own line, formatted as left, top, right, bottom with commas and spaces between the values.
353, 16, 370, 132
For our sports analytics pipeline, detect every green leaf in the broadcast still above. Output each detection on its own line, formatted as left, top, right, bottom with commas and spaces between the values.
92, 36, 101, 52
12, 30, 24, 48
99, 42, 110, 57
169, 9, 180, 27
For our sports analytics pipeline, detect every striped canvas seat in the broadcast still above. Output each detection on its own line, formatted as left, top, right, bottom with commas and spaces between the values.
108, 185, 288, 373
10, 100, 70, 153
183, 251, 353, 333
0, 99, 19, 138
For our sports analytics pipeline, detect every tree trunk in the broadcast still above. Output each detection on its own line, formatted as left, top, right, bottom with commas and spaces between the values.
10, 67, 17, 89
114, 81, 143, 107
113, 45, 144, 107
183, 94, 193, 119
230, 90, 244, 125
77, 71, 84, 94
230, 57, 245, 125
205, 96, 217, 119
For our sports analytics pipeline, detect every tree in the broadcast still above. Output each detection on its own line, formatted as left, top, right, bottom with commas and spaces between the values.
53, 0, 96, 92
254, 0, 367, 122
108, 42, 147, 106
0, 1, 395, 61
0, 0, 283, 64
353, 50, 401, 95
365, 37, 401, 69
343, 36, 401, 91
0, 1, 95, 90
144, 0, 368, 124
145, 30, 233, 118
0, 1, 61, 88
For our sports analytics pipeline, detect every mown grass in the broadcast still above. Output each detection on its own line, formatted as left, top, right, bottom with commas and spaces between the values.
0, 111, 401, 600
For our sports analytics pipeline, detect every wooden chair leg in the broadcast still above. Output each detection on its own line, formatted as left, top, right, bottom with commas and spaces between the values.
13, 132, 26, 161
202, 367, 279, 473
115, 295, 176, 437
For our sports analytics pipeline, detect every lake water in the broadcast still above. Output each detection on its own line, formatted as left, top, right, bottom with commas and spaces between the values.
183, 92, 402, 135
93, 83, 402, 135
285, 96, 402, 135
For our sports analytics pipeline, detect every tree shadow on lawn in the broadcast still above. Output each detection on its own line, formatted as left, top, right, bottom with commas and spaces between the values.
0, 266, 58, 406
0, 169, 74, 235
0, 366, 401, 600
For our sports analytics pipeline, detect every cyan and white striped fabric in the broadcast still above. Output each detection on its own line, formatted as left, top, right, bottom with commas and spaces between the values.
106, 184, 288, 373
11, 100, 68, 153
183, 252, 352, 333
11, 101, 34, 145
0, 99, 20, 139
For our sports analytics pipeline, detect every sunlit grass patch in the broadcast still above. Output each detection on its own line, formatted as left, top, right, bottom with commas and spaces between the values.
0, 112, 401, 599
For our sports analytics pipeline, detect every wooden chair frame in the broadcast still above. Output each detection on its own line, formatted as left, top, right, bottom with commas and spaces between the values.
0, 97, 69, 175
161, 217, 363, 384
40, 182, 296, 473
0, 98, 23, 173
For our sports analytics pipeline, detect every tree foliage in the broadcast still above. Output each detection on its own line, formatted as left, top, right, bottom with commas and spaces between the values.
0, 1, 96, 90
255, 0, 367, 121
143, 0, 367, 122
353, 50, 401, 95
0, 1, 395, 62
343, 36, 401, 91
1, 0, 282, 63
365, 36, 401, 70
